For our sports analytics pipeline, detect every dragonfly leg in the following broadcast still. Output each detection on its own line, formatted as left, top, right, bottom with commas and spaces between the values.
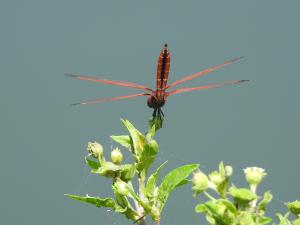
159, 108, 165, 117
152, 108, 157, 117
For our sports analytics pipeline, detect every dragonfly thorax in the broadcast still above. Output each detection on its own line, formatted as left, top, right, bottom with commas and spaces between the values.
147, 95, 165, 109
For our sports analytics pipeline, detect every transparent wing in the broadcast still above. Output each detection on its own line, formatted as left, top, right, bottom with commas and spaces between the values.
71, 93, 150, 106
167, 80, 249, 96
166, 57, 244, 89
66, 74, 153, 92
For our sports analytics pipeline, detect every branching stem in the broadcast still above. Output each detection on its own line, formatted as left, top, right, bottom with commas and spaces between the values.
134, 170, 147, 225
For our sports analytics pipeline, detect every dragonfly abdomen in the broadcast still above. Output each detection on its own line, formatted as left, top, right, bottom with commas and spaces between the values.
156, 44, 171, 90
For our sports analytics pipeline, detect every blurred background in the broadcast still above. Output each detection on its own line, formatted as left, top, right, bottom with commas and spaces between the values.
1, 1, 299, 224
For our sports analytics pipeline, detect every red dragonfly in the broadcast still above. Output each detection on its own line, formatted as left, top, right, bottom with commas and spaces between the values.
67, 44, 248, 125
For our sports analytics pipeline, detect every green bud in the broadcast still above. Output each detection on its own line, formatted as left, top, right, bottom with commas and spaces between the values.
114, 180, 130, 196
287, 201, 300, 215
229, 187, 257, 204
209, 171, 223, 186
192, 171, 209, 193
111, 148, 123, 165
244, 167, 266, 186
225, 165, 233, 177
87, 142, 103, 159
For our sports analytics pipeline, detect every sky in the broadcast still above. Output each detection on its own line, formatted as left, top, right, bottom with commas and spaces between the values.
1, 1, 300, 225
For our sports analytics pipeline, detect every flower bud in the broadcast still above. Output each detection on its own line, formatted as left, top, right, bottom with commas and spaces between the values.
87, 142, 103, 159
192, 171, 209, 193
209, 171, 223, 186
114, 180, 130, 196
244, 167, 266, 186
287, 201, 300, 215
225, 165, 233, 177
111, 148, 123, 165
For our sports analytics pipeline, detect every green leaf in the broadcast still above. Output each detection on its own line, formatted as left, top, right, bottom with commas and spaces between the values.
237, 213, 255, 225
175, 178, 189, 188
146, 124, 156, 140
85, 157, 101, 170
204, 201, 227, 225
121, 119, 145, 155
216, 177, 230, 198
195, 200, 235, 225
114, 191, 129, 208
136, 140, 158, 172
157, 164, 199, 211
229, 187, 256, 205
258, 191, 273, 212
120, 164, 136, 182
110, 135, 131, 149
206, 214, 216, 225
114, 204, 128, 213
195, 203, 207, 213
294, 218, 300, 225
146, 161, 168, 197
113, 179, 150, 213
92, 162, 134, 180
218, 199, 237, 215
148, 116, 163, 131
219, 161, 226, 177
91, 161, 119, 178
215, 162, 230, 197
65, 194, 115, 208
112, 191, 138, 220
276, 213, 292, 225
257, 216, 273, 225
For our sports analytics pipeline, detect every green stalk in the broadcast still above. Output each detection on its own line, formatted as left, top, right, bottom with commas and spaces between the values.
135, 170, 147, 225
250, 184, 257, 208
154, 218, 160, 225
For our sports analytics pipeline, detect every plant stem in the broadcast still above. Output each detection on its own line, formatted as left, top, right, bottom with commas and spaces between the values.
250, 184, 257, 208
134, 170, 147, 225
154, 218, 160, 225
139, 170, 146, 201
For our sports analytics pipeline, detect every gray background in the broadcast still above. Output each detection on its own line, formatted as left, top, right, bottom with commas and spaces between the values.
1, 1, 299, 225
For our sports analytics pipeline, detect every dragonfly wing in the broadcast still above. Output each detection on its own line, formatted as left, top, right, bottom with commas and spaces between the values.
167, 80, 249, 96
71, 93, 150, 106
166, 57, 244, 89
66, 74, 153, 92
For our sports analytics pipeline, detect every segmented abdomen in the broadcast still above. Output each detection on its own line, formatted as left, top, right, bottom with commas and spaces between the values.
156, 45, 171, 93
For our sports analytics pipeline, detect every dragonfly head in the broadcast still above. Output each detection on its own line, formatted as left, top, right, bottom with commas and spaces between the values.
147, 95, 165, 109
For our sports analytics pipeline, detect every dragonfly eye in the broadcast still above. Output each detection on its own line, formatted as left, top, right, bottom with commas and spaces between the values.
147, 96, 154, 108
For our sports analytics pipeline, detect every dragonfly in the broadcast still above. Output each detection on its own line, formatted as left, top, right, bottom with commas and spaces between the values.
67, 44, 248, 128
